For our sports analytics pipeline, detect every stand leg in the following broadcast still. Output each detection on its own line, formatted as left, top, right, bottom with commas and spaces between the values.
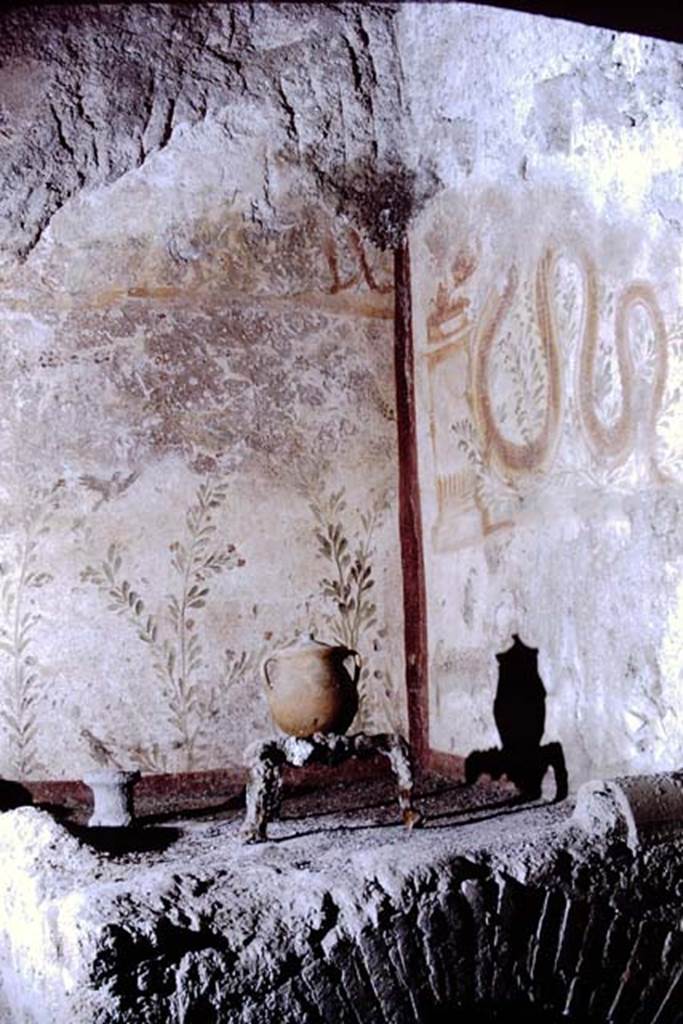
240, 732, 422, 843
241, 742, 283, 844
375, 734, 423, 829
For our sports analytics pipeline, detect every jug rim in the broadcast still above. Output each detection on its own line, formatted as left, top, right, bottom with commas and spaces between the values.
272, 631, 342, 655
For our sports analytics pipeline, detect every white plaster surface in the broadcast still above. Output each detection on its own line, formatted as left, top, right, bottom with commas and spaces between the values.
406, 10, 683, 783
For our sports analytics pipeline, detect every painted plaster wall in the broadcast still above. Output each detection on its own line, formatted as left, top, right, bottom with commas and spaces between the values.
2, 2, 681, 784
406, 7, 683, 782
0, 5, 409, 780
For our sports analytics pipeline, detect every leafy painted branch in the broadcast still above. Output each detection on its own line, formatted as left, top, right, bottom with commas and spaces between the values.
498, 315, 548, 445
0, 483, 62, 777
81, 543, 167, 771
163, 479, 244, 768
81, 478, 245, 772
310, 488, 378, 651
310, 487, 390, 727
81, 543, 158, 645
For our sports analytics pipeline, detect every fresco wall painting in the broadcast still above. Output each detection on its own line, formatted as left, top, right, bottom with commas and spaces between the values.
0, 170, 407, 781
412, 189, 683, 783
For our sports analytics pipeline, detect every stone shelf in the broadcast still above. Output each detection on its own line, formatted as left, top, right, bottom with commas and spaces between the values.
0, 775, 682, 1022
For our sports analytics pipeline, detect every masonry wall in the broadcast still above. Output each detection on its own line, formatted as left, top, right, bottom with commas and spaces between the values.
405, 6, 683, 782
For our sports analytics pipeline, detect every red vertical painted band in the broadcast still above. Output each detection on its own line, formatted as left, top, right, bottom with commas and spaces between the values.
394, 239, 429, 770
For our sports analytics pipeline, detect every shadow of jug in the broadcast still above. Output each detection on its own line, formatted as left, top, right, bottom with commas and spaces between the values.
465, 634, 568, 802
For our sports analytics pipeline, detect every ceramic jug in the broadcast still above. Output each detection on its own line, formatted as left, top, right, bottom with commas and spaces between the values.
263, 633, 361, 736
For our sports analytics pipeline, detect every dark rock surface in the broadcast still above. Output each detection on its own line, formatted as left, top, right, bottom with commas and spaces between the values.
0, 3, 432, 262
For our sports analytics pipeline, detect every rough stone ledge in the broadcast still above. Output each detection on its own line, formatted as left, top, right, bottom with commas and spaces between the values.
0, 778, 681, 1023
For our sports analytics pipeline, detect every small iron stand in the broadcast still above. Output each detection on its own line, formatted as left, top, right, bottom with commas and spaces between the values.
241, 731, 422, 843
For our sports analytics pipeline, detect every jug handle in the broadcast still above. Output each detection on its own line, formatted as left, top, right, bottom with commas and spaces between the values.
343, 648, 362, 686
262, 655, 276, 689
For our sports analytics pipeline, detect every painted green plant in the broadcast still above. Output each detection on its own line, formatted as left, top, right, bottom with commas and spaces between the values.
81, 478, 244, 771
311, 488, 378, 649
496, 303, 549, 448
80, 646, 260, 773
450, 416, 521, 523
0, 482, 62, 777
309, 485, 396, 732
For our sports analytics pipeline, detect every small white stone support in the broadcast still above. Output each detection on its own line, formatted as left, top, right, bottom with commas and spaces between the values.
83, 769, 140, 828
241, 732, 422, 843
572, 771, 683, 851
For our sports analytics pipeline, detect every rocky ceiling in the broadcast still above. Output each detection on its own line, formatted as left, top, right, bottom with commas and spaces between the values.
0, 2, 437, 267
2, 1, 681, 269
